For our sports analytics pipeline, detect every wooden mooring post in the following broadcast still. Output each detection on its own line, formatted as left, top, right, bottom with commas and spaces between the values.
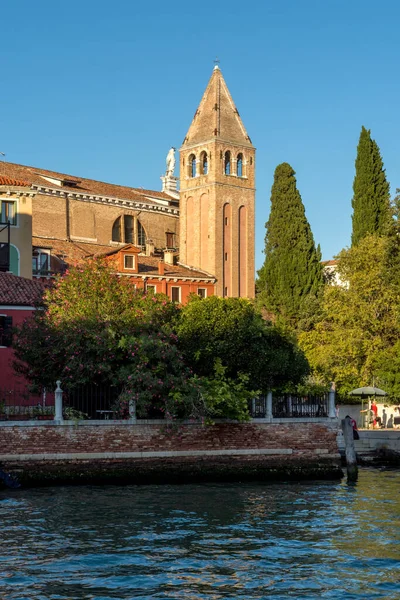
342, 416, 358, 481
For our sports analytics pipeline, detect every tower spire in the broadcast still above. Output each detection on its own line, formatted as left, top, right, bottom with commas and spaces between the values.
181, 66, 252, 148
179, 67, 255, 299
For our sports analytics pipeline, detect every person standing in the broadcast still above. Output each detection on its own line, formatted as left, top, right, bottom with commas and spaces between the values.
370, 399, 382, 428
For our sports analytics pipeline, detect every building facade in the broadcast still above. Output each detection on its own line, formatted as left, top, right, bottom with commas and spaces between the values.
0, 176, 34, 279
0, 272, 44, 388
0, 66, 255, 299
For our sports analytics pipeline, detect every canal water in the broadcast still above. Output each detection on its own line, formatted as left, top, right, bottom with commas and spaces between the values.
1, 468, 399, 599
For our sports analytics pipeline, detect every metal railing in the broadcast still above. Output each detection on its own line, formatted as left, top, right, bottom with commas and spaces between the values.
273, 395, 328, 418
249, 396, 268, 418
0, 388, 54, 421
1, 385, 331, 423
63, 384, 123, 420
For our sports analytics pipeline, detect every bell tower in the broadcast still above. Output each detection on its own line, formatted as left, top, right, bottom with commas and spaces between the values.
179, 65, 255, 298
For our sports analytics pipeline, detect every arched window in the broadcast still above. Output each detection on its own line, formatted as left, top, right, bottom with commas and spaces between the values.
112, 216, 122, 242
189, 154, 196, 178
138, 220, 146, 247
224, 151, 231, 175
200, 151, 208, 175
237, 153, 243, 177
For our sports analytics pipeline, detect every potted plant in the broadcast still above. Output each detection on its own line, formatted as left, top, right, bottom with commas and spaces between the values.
8, 407, 30, 421
63, 406, 88, 423
33, 405, 54, 420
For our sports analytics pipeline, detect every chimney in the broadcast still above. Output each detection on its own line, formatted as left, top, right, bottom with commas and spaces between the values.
158, 260, 165, 275
164, 250, 174, 265
145, 240, 155, 256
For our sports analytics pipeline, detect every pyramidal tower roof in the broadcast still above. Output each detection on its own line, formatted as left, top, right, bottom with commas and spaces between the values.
182, 66, 253, 148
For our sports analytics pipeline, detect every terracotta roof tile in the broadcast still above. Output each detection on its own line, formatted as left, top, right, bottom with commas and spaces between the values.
0, 161, 178, 206
0, 272, 45, 306
32, 237, 118, 261
0, 175, 30, 187
137, 256, 215, 279
32, 237, 215, 280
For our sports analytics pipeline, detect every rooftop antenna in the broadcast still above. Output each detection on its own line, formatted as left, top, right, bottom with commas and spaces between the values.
0, 152, 5, 159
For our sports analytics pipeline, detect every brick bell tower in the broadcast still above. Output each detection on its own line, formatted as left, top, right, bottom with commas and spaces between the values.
179, 65, 255, 298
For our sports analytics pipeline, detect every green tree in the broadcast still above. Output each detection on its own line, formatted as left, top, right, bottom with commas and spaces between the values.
176, 295, 309, 392
351, 126, 391, 246
13, 262, 261, 421
13, 261, 187, 415
257, 162, 323, 326
299, 235, 400, 397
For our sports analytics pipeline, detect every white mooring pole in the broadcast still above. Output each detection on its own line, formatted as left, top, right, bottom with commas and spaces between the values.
328, 382, 336, 418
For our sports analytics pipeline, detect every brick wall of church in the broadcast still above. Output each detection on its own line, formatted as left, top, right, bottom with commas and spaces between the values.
32, 192, 179, 249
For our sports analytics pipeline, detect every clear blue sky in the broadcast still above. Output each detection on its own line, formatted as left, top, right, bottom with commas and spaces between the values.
2, 0, 400, 270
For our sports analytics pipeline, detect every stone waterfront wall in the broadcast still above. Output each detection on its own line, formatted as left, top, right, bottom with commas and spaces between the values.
0, 421, 342, 486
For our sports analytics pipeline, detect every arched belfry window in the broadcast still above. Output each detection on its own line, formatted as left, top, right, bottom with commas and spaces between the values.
200, 151, 208, 175
237, 153, 243, 177
189, 154, 196, 178
112, 216, 122, 242
224, 151, 231, 175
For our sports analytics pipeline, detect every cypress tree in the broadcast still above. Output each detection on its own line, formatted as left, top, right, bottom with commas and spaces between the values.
257, 162, 323, 323
351, 126, 391, 246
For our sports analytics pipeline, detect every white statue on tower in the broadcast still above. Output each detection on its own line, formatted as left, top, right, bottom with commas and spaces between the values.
166, 147, 176, 177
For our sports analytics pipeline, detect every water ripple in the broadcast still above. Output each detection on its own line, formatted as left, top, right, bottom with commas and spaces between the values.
0, 468, 400, 599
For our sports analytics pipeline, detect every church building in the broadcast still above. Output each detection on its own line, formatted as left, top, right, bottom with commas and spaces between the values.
0, 66, 255, 300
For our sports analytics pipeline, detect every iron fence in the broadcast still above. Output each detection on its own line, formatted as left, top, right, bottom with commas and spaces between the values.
63, 384, 123, 420
249, 396, 268, 418
0, 387, 54, 421
273, 395, 328, 418
1, 385, 329, 423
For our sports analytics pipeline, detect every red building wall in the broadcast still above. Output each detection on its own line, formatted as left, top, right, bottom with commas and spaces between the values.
0, 307, 34, 388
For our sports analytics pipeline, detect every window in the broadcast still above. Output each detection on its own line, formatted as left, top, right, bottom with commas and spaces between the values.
124, 215, 134, 243
112, 216, 146, 247
112, 216, 122, 242
197, 288, 207, 299
237, 153, 243, 177
189, 154, 196, 178
146, 285, 156, 295
0, 315, 12, 347
200, 151, 208, 175
171, 287, 181, 303
138, 220, 146, 247
0, 201, 16, 225
124, 254, 136, 269
32, 249, 50, 276
0, 242, 9, 272
224, 151, 231, 175
166, 232, 175, 248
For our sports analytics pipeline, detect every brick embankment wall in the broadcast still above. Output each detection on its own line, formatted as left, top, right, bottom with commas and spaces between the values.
0, 421, 342, 486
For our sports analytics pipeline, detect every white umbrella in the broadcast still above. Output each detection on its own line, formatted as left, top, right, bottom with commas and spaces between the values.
348, 386, 387, 397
